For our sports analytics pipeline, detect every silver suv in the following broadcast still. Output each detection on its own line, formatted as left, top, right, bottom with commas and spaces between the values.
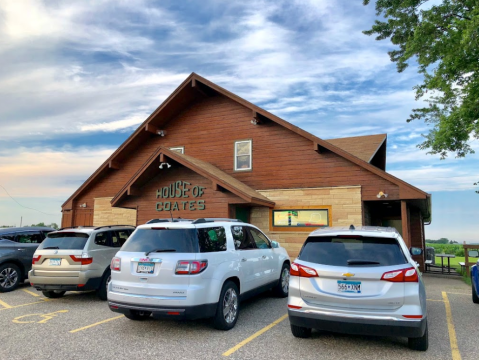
108, 218, 290, 330
288, 226, 428, 351
29, 225, 134, 299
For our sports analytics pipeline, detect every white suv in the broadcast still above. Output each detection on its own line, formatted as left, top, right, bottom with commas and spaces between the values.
108, 218, 290, 330
288, 225, 428, 351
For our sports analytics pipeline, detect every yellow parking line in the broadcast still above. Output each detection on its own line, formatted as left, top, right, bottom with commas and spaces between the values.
22, 288, 40, 297
442, 291, 461, 360
0, 298, 13, 309
222, 314, 288, 356
69, 315, 124, 333
0, 298, 51, 311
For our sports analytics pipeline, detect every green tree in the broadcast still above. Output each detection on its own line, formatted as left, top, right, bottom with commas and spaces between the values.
363, 1, 479, 161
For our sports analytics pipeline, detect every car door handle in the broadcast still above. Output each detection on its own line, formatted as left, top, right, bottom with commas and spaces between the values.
17, 249, 26, 251
262, 255, 267, 259
241, 258, 247, 262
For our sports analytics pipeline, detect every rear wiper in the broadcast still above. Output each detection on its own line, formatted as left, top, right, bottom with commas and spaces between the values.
347, 259, 380, 265
43, 246, 60, 250
145, 249, 176, 256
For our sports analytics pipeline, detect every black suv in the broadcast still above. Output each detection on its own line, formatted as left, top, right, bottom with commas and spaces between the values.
0, 227, 55, 292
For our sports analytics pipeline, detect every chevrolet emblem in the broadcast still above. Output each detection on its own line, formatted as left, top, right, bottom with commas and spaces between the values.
342, 273, 355, 277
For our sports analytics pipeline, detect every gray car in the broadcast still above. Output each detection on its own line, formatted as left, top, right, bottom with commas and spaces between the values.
0, 227, 55, 292
287, 226, 428, 351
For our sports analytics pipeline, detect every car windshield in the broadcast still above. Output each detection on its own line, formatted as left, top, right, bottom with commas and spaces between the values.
37, 232, 89, 250
121, 228, 199, 253
298, 236, 407, 267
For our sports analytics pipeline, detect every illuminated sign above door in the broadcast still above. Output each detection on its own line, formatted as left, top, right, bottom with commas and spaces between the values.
155, 181, 205, 211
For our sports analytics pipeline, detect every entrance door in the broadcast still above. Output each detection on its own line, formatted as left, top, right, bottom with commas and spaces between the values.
235, 206, 250, 223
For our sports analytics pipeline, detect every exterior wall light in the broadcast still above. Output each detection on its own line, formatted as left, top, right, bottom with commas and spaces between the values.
159, 162, 171, 169
376, 191, 388, 198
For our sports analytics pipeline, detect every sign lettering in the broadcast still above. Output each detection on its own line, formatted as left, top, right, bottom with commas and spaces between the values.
156, 181, 206, 212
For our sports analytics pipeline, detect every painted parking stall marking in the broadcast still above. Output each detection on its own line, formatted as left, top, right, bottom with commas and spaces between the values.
69, 315, 124, 333
442, 291, 462, 360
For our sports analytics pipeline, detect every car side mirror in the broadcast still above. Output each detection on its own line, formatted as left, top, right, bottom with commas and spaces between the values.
468, 250, 478, 257
271, 241, 279, 249
410, 247, 422, 256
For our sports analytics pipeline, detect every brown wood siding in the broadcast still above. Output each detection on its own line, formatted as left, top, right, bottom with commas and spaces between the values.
73, 209, 93, 227
61, 211, 72, 228
120, 166, 246, 224
65, 94, 399, 224
410, 207, 425, 272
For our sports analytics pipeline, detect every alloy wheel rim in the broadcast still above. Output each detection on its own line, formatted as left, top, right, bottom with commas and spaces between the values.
223, 288, 238, 324
0, 267, 18, 289
281, 268, 290, 293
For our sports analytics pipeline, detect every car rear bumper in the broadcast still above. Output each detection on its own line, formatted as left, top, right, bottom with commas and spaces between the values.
108, 300, 217, 320
29, 276, 102, 292
288, 309, 427, 338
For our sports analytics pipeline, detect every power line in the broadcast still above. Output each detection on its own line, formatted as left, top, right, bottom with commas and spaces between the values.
0, 184, 58, 216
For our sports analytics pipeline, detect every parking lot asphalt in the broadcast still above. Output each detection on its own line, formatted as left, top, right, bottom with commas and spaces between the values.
0, 275, 475, 360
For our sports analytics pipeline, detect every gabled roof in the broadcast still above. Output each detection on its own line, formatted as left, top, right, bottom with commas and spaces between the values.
111, 147, 275, 208
63, 72, 429, 211
326, 134, 387, 163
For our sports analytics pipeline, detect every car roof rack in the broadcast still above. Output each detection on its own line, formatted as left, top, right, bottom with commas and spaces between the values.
191, 218, 241, 224
93, 225, 136, 230
146, 218, 193, 224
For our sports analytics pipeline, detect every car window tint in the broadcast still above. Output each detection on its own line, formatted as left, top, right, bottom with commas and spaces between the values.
121, 229, 198, 253
299, 237, 407, 266
116, 230, 131, 247
0, 234, 15, 241
197, 227, 227, 253
248, 228, 271, 249
94, 232, 110, 247
38, 232, 89, 250
16, 232, 43, 244
232, 226, 256, 250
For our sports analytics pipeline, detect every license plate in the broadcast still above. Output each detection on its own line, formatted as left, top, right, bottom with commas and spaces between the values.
137, 262, 154, 274
49, 258, 61, 266
337, 280, 361, 293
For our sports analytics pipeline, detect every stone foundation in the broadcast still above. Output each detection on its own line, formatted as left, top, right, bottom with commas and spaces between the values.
93, 197, 137, 226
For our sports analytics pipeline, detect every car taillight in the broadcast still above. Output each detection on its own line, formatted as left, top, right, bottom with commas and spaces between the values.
111, 257, 121, 271
32, 255, 41, 265
175, 260, 208, 275
70, 255, 93, 265
290, 262, 318, 278
381, 267, 418, 282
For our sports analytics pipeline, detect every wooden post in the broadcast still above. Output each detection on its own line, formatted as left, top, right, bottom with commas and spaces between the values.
464, 242, 469, 276
401, 200, 410, 247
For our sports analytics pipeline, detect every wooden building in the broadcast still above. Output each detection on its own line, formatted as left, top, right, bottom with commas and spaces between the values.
61, 73, 431, 269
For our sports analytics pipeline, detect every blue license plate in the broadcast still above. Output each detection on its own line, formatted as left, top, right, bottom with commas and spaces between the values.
137, 262, 154, 274
337, 280, 361, 293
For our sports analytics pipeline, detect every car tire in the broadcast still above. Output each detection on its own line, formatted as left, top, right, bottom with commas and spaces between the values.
213, 281, 239, 330
0, 263, 22, 292
472, 282, 479, 304
290, 324, 312, 338
408, 321, 428, 351
124, 310, 151, 321
42, 290, 66, 298
273, 263, 290, 298
97, 270, 111, 301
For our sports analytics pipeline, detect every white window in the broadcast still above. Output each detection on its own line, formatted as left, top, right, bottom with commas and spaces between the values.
234, 140, 252, 171
169, 147, 184, 154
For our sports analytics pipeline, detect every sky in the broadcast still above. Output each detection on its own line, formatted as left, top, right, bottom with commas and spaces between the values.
0, 0, 477, 242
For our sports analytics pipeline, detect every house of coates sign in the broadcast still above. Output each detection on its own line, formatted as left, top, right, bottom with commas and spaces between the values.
156, 181, 205, 211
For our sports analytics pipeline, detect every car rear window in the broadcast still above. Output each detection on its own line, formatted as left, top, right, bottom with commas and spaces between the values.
121, 227, 228, 253
121, 228, 199, 253
298, 236, 407, 266
38, 232, 90, 250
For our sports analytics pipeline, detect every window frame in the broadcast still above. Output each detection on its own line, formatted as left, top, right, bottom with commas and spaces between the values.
15, 231, 43, 244
269, 205, 332, 232
234, 140, 252, 171
169, 146, 184, 154
246, 227, 272, 249
94, 231, 112, 247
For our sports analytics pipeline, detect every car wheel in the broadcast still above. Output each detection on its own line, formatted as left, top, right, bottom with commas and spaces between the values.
124, 310, 151, 321
408, 321, 428, 351
291, 324, 312, 338
472, 282, 479, 304
97, 270, 111, 301
213, 281, 239, 330
273, 263, 290, 298
0, 263, 22, 292
42, 290, 66, 298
